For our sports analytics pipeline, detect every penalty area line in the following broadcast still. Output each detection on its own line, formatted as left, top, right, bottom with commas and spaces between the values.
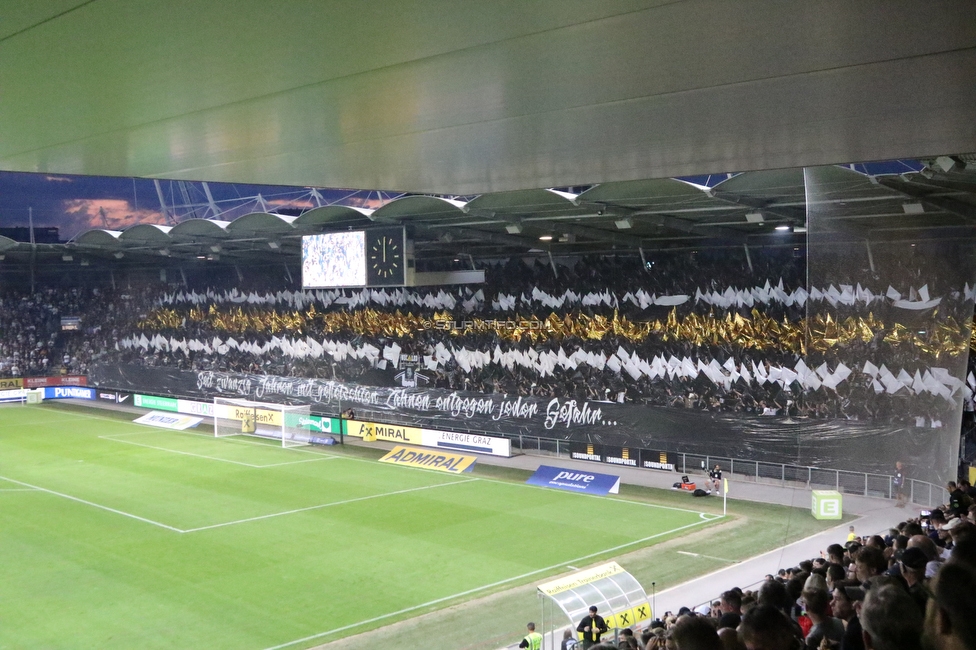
261, 516, 716, 650
99, 435, 337, 469
0, 475, 184, 533
182, 477, 479, 533
99, 434, 264, 468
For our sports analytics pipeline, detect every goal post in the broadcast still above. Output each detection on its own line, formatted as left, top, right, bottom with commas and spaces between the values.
213, 397, 312, 448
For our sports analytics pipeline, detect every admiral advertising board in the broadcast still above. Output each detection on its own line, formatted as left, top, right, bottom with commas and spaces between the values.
344, 420, 511, 457
378, 445, 476, 473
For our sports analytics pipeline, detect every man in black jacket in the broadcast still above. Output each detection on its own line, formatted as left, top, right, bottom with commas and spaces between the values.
576, 605, 608, 649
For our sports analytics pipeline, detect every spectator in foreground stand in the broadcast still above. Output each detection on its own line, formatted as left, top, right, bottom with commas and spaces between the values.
829, 583, 865, 650
853, 547, 886, 585
859, 580, 922, 650
669, 615, 722, 650
717, 627, 747, 650
921, 562, 976, 650
718, 590, 743, 629
898, 547, 930, 614
560, 628, 578, 650
802, 587, 844, 648
740, 605, 802, 650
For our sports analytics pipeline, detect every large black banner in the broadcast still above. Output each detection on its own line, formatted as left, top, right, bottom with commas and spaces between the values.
90, 363, 945, 476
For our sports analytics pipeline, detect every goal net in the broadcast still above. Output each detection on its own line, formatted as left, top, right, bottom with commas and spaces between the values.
213, 397, 312, 448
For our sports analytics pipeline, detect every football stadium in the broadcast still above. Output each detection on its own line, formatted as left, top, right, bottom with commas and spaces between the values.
2, 4, 976, 650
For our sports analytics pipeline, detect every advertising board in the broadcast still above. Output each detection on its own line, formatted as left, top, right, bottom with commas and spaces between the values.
526, 465, 621, 495
42, 386, 95, 400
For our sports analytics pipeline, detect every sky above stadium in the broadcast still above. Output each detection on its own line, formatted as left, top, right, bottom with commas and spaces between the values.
0, 171, 397, 242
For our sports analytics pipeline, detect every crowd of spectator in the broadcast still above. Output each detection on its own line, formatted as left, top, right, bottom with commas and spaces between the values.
556, 481, 976, 649
1, 249, 974, 429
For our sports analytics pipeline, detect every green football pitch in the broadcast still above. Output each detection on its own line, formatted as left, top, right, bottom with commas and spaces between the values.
0, 404, 721, 650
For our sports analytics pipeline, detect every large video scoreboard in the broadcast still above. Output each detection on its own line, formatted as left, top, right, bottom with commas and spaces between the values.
301, 227, 406, 288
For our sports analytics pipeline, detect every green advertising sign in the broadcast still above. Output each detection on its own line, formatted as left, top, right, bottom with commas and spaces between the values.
283, 413, 338, 433
133, 394, 179, 412
811, 490, 843, 520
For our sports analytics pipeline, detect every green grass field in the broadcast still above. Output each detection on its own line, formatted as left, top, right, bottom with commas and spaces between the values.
0, 403, 726, 650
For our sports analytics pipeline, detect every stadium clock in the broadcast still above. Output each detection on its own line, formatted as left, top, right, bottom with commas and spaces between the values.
366, 228, 405, 286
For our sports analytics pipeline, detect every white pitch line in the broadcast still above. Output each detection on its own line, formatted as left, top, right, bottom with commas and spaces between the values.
99, 435, 264, 468
252, 456, 337, 468
0, 475, 184, 533
27, 407, 335, 460
99, 434, 336, 469
182, 478, 479, 534
676, 550, 738, 563
261, 515, 717, 650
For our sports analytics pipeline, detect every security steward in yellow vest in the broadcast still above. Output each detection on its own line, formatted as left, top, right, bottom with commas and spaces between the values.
519, 622, 543, 650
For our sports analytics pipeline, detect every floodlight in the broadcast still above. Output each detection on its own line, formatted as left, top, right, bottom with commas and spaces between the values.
614, 217, 633, 230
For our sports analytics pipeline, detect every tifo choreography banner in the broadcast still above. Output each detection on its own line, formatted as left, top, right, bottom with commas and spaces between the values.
91, 363, 943, 475
93, 364, 609, 432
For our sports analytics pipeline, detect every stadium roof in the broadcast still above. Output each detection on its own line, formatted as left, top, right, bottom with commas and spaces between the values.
0, 160, 968, 267
1, 3, 974, 196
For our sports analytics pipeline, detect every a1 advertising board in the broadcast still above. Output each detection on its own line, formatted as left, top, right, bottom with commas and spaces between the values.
43, 386, 95, 400
0, 378, 24, 390
526, 465, 621, 495
98, 391, 118, 402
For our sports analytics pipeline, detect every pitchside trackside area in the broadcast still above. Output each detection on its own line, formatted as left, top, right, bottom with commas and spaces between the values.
0, 404, 720, 650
